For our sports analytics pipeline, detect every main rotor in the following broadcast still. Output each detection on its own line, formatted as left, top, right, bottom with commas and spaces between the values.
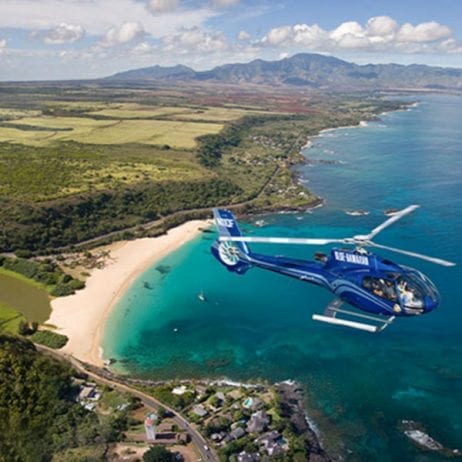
219, 205, 455, 267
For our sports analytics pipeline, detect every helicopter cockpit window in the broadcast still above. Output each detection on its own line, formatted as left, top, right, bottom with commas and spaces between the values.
397, 276, 424, 308
362, 277, 397, 301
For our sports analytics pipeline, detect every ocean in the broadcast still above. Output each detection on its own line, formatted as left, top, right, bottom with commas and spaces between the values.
103, 94, 462, 461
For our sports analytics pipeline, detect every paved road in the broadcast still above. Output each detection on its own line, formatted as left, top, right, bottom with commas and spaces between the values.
36, 345, 218, 462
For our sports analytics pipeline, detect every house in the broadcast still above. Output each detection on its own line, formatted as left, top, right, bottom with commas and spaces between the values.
246, 410, 270, 434
256, 430, 280, 446
249, 397, 263, 411
227, 389, 243, 400
229, 427, 246, 440
78, 385, 97, 400
83, 402, 96, 411
215, 391, 225, 401
144, 413, 157, 441
192, 404, 208, 418
172, 385, 188, 395
266, 443, 283, 457
211, 432, 226, 443
257, 430, 288, 457
195, 384, 208, 397
237, 451, 261, 462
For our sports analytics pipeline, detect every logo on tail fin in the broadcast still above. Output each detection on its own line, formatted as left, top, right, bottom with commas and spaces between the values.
216, 217, 234, 228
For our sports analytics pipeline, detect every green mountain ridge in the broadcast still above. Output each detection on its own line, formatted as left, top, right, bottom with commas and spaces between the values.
107, 53, 462, 91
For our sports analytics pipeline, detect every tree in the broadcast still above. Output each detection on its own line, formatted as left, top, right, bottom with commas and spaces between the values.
156, 406, 167, 421
143, 445, 175, 462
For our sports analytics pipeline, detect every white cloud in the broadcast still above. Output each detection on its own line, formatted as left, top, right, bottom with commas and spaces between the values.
237, 30, 250, 41
0, 0, 217, 37
396, 21, 451, 43
100, 22, 146, 47
366, 16, 398, 38
163, 27, 228, 53
147, 0, 179, 14
263, 25, 292, 46
31, 23, 85, 44
210, 0, 240, 8
132, 41, 154, 55
257, 16, 460, 55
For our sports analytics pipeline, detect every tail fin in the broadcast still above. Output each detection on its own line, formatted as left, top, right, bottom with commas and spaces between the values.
211, 208, 252, 274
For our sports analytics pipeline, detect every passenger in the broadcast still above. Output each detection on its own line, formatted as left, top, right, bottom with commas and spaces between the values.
372, 281, 384, 297
382, 280, 397, 301
362, 277, 372, 290
397, 280, 407, 293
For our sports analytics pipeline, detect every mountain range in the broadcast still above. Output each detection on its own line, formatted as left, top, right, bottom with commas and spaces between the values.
106, 53, 462, 91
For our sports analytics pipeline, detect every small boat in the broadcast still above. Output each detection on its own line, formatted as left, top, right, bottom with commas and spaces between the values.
198, 290, 207, 302
384, 208, 399, 216
345, 210, 369, 216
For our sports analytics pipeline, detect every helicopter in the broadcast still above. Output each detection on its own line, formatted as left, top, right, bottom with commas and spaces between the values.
211, 206, 455, 333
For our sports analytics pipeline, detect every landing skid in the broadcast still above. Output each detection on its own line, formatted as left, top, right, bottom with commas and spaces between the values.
312, 298, 395, 333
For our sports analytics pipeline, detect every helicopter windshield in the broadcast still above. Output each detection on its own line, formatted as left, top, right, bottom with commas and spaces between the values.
396, 272, 427, 309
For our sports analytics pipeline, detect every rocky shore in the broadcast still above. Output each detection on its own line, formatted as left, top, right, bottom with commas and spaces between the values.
275, 380, 331, 462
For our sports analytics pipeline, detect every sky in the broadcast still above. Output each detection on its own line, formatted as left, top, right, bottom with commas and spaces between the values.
1, 0, 462, 81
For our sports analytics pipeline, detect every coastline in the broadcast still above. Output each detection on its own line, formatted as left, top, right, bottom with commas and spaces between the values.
46, 103, 409, 374
48, 219, 210, 367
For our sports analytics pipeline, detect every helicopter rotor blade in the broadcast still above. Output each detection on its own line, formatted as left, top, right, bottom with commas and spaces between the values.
219, 236, 348, 246
361, 205, 420, 241
367, 242, 456, 267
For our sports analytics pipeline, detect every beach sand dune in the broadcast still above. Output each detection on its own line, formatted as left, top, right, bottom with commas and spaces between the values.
48, 220, 210, 367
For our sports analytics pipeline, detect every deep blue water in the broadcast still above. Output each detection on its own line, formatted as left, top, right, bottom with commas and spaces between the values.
104, 95, 462, 461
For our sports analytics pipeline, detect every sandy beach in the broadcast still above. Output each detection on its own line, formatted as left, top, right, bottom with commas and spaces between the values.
48, 220, 210, 367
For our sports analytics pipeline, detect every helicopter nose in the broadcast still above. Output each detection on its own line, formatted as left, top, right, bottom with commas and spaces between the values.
424, 295, 439, 313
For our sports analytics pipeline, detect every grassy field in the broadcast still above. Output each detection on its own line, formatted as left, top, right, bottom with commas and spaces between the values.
0, 116, 225, 148
0, 102, 269, 148
0, 302, 25, 334
0, 269, 51, 329
0, 142, 211, 201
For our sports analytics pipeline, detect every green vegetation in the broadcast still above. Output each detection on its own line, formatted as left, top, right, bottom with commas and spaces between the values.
30, 330, 68, 349
140, 384, 196, 411
0, 83, 405, 253
0, 335, 126, 462
0, 256, 84, 296
143, 446, 176, 462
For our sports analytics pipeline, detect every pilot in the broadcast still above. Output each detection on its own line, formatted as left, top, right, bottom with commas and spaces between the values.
398, 282, 417, 306
397, 280, 407, 293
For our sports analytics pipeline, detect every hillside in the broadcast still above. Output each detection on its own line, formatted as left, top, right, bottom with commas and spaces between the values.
0, 336, 112, 461
107, 53, 462, 91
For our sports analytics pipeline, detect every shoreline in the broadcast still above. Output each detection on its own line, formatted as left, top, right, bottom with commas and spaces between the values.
47, 103, 412, 369
48, 219, 210, 367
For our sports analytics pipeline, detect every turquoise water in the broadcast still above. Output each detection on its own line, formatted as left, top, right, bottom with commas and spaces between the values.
104, 95, 462, 460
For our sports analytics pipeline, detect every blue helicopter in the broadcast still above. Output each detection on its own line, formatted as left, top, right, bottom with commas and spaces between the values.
211, 206, 455, 332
